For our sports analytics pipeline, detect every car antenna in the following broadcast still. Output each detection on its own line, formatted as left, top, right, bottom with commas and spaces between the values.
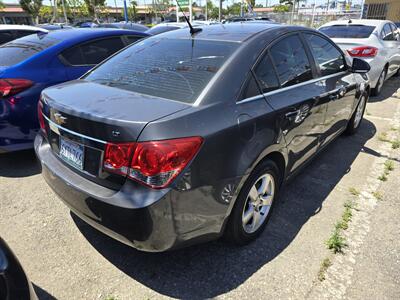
175, 0, 202, 35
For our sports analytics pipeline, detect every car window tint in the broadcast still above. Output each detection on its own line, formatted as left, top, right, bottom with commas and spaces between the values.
61, 46, 85, 65
61, 37, 125, 66
84, 38, 239, 103
319, 25, 375, 38
0, 31, 14, 44
382, 23, 395, 41
15, 30, 36, 39
305, 33, 346, 76
269, 35, 313, 87
124, 35, 140, 46
254, 54, 279, 93
0, 34, 60, 66
81, 37, 125, 65
242, 73, 262, 99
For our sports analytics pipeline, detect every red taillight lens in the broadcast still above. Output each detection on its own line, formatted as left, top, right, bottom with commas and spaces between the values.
103, 143, 136, 175
0, 79, 33, 98
37, 100, 46, 133
103, 137, 203, 189
347, 46, 378, 57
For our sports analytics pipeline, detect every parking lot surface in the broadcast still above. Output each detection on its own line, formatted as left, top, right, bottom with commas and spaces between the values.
1, 78, 399, 300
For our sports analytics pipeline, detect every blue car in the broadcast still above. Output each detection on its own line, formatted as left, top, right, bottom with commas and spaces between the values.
0, 28, 148, 153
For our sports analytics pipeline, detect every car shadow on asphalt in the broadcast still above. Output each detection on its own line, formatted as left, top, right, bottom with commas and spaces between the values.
0, 149, 41, 178
368, 77, 399, 103
33, 283, 57, 300
72, 118, 377, 299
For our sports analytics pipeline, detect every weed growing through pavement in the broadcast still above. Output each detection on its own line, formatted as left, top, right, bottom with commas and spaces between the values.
326, 228, 347, 254
348, 187, 360, 196
318, 258, 332, 281
392, 139, 400, 149
372, 191, 383, 201
378, 132, 391, 142
384, 160, 395, 172
378, 174, 388, 181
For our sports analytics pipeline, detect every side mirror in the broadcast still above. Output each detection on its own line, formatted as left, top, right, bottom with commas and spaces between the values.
351, 58, 371, 74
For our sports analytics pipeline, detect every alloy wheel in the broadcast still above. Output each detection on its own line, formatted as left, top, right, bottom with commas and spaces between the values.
242, 173, 275, 234
354, 95, 366, 129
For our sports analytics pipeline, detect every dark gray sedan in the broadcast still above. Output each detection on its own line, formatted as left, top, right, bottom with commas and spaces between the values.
35, 23, 371, 252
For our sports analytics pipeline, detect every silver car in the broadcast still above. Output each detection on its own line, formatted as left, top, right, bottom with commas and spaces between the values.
319, 19, 400, 96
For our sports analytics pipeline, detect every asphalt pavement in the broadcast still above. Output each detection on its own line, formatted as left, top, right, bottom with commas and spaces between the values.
0, 78, 399, 300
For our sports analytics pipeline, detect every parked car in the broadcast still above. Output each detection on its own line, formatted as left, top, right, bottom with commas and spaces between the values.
97, 22, 149, 32
0, 237, 37, 300
0, 29, 148, 153
0, 25, 47, 45
319, 19, 400, 96
146, 22, 195, 35
37, 23, 74, 31
35, 23, 370, 252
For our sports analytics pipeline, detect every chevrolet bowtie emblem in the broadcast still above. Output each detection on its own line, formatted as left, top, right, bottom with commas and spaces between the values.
54, 112, 67, 125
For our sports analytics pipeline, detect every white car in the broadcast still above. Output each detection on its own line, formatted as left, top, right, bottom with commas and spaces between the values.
319, 19, 400, 96
0, 24, 48, 45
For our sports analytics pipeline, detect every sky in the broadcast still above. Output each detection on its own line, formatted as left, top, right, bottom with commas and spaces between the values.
5, 0, 364, 8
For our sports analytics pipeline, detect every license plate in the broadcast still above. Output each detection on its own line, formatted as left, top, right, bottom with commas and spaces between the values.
59, 137, 84, 170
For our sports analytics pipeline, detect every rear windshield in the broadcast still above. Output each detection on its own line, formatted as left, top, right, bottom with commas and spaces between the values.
0, 33, 59, 66
84, 37, 239, 103
319, 25, 375, 38
146, 26, 181, 35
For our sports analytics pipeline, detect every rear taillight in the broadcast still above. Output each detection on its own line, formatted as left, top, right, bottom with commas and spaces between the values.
37, 100, 46, 134
347, 46, 378, 57
103, 137, 203, 189
0, 79, 33, 98
103, 143, 135, 175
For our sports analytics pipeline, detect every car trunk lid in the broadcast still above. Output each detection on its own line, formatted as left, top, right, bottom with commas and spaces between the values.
40, 80, 191, 189
42, 80, 190, 143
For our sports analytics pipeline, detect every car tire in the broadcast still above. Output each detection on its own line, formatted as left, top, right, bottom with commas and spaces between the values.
394, 67, 400, 77
345, 92, 368, 135
225, 160, 280, 245
371, 68, 386, 96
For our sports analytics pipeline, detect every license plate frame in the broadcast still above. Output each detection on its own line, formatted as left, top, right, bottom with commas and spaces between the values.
59, 137, 84, 170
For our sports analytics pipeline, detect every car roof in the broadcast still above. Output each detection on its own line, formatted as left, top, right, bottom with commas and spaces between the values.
157, 22, 282, 42
0, 24, 48, 32
38, 28, 147, 42
320, 19, 391, 28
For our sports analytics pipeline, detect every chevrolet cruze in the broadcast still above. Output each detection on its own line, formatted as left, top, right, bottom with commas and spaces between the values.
35, 23, 371, 252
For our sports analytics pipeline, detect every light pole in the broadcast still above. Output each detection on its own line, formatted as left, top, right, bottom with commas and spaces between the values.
123, 0, 129, 22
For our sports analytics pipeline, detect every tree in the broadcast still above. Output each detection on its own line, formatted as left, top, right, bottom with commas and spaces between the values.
128, 0, 137, 21
274, 4, 289, 12
0, 1, 5, 9
19, 0, 43, 24
84, 0, 106, 23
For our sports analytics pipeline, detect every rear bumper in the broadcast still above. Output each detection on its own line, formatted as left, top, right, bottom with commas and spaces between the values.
35, 134, 230, 252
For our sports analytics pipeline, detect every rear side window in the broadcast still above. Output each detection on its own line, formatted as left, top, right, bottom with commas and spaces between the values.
382, 23, 395, 41
319, 25, 375, 38
305, 34, 346, 76
0, 31, 14, 44
15, 30, 37, 39
269, 34, 313, 87
84, 38, 239, 103
60, 37, 125, 66
124, 35, 141, 45
253, 54, 279, 93
0, 33, 59, 66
